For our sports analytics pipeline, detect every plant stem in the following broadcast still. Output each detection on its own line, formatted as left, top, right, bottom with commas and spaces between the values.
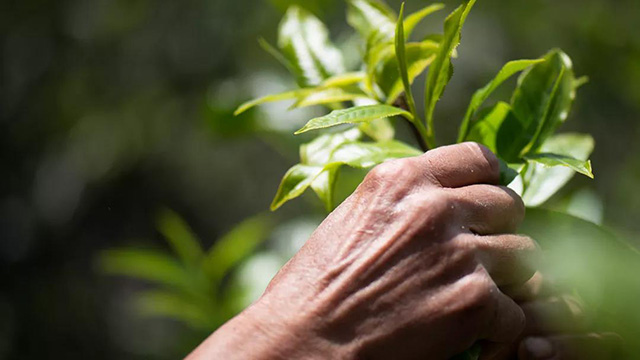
395, 95, 432, 152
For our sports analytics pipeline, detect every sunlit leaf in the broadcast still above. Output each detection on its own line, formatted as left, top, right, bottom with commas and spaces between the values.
521, 133, 594, 206
295, 104, 411, 134
525, 153, 593, 178
511, 49, 576, 155
347, 0, 396, 43
310, 168, 339, 212
424, 0, 476, 132
359, 118, 395, 141
234, 89, 301, 116
403, 3, 445, 39
329, 140, 422, 168
279, 6, 345, 87
300, 128, 363, 165
320, 72, 366, 88
271, 164, 325, 210
458, 59, 544, 142
203, 215, 272, 281
157, 208, 203, 266
291, 88, 367, 109
465, 101, 512, 153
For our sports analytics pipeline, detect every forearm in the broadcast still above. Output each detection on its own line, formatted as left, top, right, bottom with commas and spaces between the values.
185, 300, 341, 360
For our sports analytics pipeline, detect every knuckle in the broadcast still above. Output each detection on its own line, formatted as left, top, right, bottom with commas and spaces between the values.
365, 158, 415, 185
462, 142, 500, 176
407, 189, 458, 223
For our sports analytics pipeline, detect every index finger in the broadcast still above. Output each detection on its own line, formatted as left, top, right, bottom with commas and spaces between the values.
415, 142, 500, 188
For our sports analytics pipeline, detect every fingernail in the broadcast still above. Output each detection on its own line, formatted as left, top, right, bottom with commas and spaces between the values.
524, 337, 555, 359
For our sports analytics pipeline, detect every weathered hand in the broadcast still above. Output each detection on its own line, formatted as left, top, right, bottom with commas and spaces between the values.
189, 143, 539, 360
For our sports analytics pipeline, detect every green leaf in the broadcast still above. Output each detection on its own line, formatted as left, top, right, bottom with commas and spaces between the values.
520, 208, 640, 358
403, 3, 445, 39
300, 128, 363, 165
234, 89, 301, 116
395, 3, 417, 116
368, 40, 439, 103
310, 168, 339, 212
458, 59, 545, 142
320, 72, 366, 88
390, 3, 419, 116
272, 134, 419, 211
347, 0, 396, 43
295, 105, 411, 134
521, 133, 594, 206
291, 88, 367, 109
301, 129, 362, 210
525, 153, 593, 178
99, 249, 193, 290
359, 117, 395, 141
135, 290, 217, 330
465, 101, 513, 153
203, 215, 272, 281
279, 6, 345, 87
511, 49, 576, 155
258, 37, 294, 73
329, 140, 422, 168
498, 158, 521, 186
271, 164, 325, 210
157, 208, 203, 266
424, 0, 476, 135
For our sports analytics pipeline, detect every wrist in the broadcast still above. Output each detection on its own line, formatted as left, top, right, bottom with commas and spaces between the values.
187, 296, 347, 359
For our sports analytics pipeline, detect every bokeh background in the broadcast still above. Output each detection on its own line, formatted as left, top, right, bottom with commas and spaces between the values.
1, 0, 639, 358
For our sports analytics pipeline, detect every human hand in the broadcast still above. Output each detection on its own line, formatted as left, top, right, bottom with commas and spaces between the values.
189, 143, 540, 360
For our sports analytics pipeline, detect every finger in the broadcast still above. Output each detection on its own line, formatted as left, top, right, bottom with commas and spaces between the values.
450, 184, 525, 234
518, 333, 622, 360
482, 289, 526, 343
416, 142, 500, 188
521, 296, 586, 335
468, 234, 540, 286
502, 272, 554, 303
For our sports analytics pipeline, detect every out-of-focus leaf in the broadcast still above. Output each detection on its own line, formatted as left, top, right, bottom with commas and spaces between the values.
424, 0, 475, 131
347, 0, 396, 43
203, 215, 272, 282
320, 72, 366, 87
329, 140, 422, 168
525, 153, 593, 178
403, 3, 445, 39
234, 89, 301, 116
458, 59, 544, 142
291, 88, 367, 109
157, 208, 203, 266
258, 37, 294, 73
271, 164, 325, 210
511, 49, 576, 155
359, 118, 395, 141
279, 6, 345, 87
99, 249, 194, 290
295, 105, 411, 134
135, 290, 217, 330
522, 133, 594, 206
520, 208, 640, 357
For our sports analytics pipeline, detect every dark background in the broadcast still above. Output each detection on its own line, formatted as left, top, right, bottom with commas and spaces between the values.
1, 0, 639, 358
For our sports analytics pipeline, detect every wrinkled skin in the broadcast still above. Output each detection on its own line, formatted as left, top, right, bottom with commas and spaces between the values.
188, 143, 616, 360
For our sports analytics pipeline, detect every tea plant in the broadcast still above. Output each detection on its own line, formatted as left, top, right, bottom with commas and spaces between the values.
235, 0, 594, 212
